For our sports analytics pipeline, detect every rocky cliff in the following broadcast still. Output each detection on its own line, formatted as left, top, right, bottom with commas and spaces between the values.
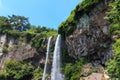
0, 34, 47, 69
59, 0, 113, 65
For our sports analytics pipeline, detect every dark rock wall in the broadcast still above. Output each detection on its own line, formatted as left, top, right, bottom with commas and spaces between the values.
66, 0, 113, 65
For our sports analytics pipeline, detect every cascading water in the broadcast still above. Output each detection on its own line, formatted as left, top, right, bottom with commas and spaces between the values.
42, 37, 52, 80
51, 35, 64, 80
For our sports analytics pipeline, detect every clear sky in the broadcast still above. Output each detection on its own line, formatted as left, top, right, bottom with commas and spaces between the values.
0, 0, 82, 29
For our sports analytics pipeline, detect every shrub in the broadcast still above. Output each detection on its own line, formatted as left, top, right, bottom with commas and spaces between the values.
105, 0, 120, 79
41, 30, 57, 37
4, 60, 34, 80
106, 39, 120, 79
2, 46, 8, 53
105, 0, 120, 35
0, 60, 44, 80
32, 68, 43, 80
30, 34, 45, 49
64, 58, 87, 80
0, 73, 6, 80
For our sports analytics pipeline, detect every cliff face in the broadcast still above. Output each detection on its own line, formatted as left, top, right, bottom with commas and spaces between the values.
0, 34, 47, 68
60, 0, 113, 65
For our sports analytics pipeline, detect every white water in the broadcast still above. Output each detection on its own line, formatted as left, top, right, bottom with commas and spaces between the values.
42, 37, 52, 80
51, 35, 64, 80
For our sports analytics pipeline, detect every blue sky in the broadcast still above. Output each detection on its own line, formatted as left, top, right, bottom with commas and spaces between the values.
0, 0, 81, 29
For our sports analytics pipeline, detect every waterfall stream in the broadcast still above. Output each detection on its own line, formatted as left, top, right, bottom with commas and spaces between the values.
42, 37, 52, 80
51, 35, 64, 80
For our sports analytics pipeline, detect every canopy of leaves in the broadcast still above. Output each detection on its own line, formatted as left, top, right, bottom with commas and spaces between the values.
8, 15, 30, 31
0, 15, 57, 51
0, 15, 57, 37
0, 16, 12, 31
0, 15, 31, 32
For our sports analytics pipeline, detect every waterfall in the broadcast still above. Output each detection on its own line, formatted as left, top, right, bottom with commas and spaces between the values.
51, 35, 64, 80
42, 37, 52, 80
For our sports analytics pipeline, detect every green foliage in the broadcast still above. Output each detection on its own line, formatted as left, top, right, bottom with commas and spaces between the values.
0, 15, 30, 32
7, 30, 21, 37
0, 16, 12, 30
64, 58, 87, 80
64, 63, 73, 80
1, 60, 34, 80
61, 41, 87, 80
58, 0, 100, 38
27, 26, 57, 50
0, 15, 57, 51
105, 0, 120, 35
27, 26, 57, 37
106, 39, 120, 79
32, 68, 43, 80
77, 0, 99, 12
58, 21, 76, 39
0, 15, 57, 38
30, 34, 45, 49
2, 46, 8, 53
6, 30, 35, 43
0, 60, 44, 80
41, 31, 57, 37
105, 0, 120, 79
30, 26, 56, 33
61, 45, 74, 67
8, 15, 30, 31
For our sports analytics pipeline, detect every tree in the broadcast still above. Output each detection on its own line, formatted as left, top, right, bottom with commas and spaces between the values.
0, 16, 12, 30
8, 15, 30, 31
